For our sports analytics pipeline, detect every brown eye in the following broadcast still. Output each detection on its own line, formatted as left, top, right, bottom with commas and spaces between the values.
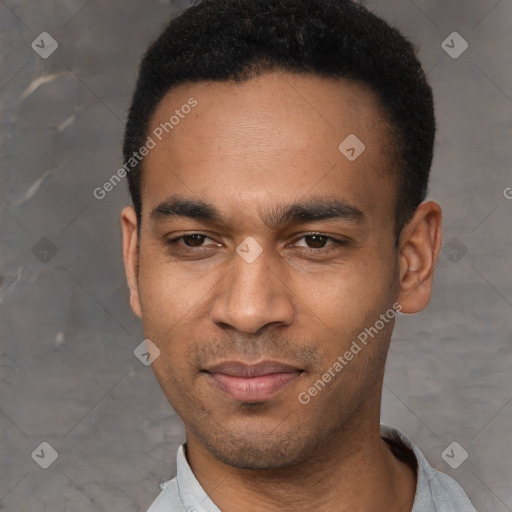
181, 234, 207, 247
165, 233, 221, 252
303, 234, 328, 248
292, 234, 348, 252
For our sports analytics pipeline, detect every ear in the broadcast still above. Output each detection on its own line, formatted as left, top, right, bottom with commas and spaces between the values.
397, 201, 442, 314
121, 206, 142, 318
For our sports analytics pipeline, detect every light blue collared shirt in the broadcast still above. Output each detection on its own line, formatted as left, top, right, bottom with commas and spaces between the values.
146, 424, 477, 511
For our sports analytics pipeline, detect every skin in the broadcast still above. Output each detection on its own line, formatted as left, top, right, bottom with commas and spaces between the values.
121, 71, 442, 511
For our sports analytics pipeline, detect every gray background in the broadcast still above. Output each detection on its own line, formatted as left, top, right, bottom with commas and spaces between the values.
0, 0, 511, 510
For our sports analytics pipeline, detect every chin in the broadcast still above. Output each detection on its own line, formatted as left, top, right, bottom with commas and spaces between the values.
209, 443, 308, 470
195, 421, 319, 470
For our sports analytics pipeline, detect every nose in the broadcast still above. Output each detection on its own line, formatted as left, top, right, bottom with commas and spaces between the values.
208, 245, 295, 334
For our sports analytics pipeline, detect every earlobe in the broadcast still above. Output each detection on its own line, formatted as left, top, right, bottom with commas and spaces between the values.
397, 201, 442, 314
121, 206, 143, 318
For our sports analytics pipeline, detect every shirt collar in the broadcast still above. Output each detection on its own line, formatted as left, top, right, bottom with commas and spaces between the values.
174, 425, 426, 511
175, 444, 222, 512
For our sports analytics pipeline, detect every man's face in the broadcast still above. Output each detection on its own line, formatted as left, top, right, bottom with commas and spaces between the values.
125, 72, 403, 469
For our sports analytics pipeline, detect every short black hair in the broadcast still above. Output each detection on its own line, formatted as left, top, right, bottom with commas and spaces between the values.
123, 0, 435, 242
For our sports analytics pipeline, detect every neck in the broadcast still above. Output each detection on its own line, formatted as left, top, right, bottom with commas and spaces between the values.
185, 402, 416, 511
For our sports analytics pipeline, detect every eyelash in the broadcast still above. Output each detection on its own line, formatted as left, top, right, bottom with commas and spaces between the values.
165, 232, 348, 253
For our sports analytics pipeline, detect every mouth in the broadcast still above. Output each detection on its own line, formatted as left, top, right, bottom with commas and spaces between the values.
202, 360, 304, 402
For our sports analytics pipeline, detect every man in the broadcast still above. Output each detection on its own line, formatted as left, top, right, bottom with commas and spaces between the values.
121, 0, 477, 510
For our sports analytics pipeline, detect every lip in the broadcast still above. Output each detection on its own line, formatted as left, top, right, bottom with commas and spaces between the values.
203, 360, 303, 402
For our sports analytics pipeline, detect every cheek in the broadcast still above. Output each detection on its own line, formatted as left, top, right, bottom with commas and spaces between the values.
303, 257, 395, 352
137, 255, 201, 398
304, 253, 385, 309
136, 251, 190, 353
138, 246, 194, 314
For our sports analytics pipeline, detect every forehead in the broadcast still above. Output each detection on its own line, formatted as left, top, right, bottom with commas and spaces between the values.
141, 71, 397, 229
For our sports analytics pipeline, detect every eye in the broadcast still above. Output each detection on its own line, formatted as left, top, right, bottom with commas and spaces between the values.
165, 233, 221, 249
292, 234, 347, 250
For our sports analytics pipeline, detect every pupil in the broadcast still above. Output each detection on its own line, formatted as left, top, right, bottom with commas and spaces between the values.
308, 235, 326, 248
185, 234, 204, 247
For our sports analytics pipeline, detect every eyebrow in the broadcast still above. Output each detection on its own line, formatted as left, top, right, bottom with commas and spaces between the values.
150, 195, 366, 228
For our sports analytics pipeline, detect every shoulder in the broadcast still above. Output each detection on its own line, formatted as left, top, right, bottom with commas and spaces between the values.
417, 464, 477, 511
380, 424, 477, 512
145, 477, 189, 512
